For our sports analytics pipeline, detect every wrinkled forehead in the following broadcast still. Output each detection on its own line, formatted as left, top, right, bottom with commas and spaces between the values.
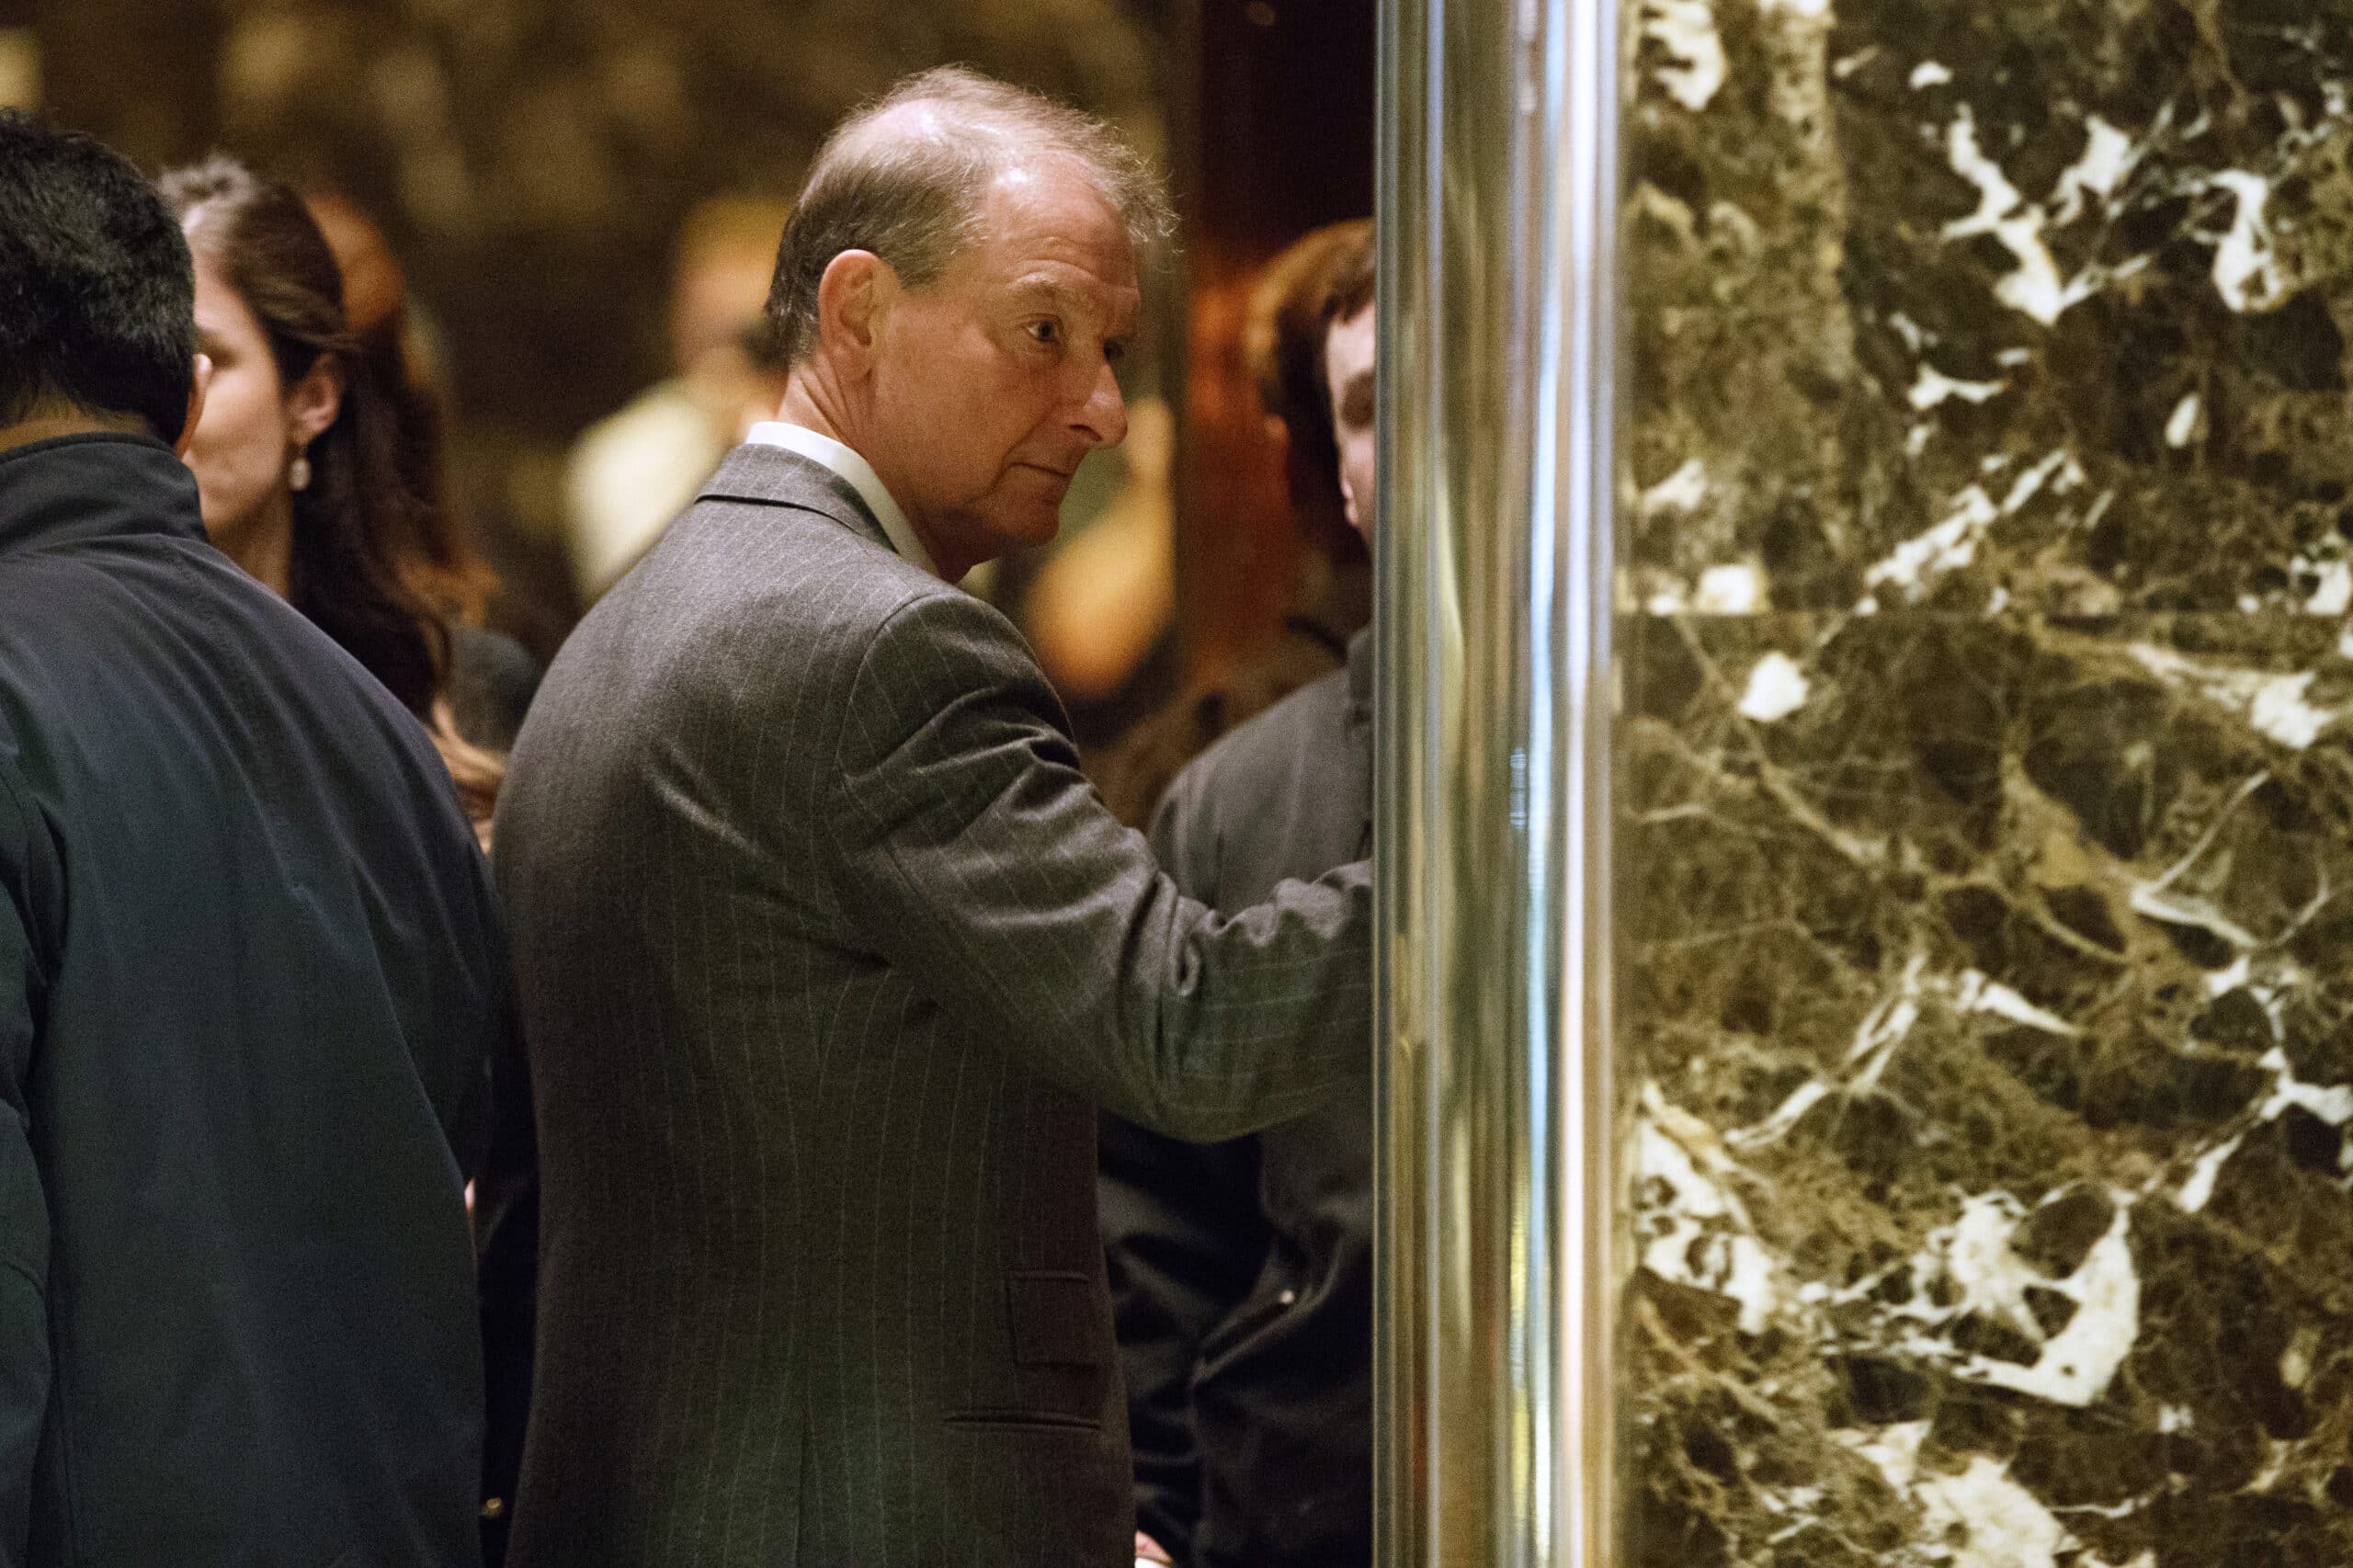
961, 160, 1142, 325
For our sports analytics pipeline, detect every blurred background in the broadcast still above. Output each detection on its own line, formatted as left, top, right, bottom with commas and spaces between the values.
1, 0, 1372, 768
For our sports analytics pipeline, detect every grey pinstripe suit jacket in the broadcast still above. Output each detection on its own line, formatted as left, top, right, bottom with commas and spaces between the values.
493, 443, 1371, 1567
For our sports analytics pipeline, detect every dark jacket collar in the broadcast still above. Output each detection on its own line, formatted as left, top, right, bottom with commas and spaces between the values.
0, 433, 207, 558
1346, 628, 1373, 729
697, 440, 892, 553
1347, 628, 1375, 853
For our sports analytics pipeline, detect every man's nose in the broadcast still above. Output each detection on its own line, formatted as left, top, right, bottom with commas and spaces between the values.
1071, 357, 1129, 449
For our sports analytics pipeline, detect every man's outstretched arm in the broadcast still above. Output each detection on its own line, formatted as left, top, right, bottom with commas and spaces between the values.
831, 588, 1372, 1142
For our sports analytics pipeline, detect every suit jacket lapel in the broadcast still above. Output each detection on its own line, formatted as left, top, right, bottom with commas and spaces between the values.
698, 441, 892, 553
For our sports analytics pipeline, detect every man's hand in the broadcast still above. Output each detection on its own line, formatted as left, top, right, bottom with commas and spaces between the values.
1135, 1531, 1175, 1565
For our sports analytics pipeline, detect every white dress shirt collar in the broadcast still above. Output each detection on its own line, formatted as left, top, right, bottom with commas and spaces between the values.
745, 420, 937, 577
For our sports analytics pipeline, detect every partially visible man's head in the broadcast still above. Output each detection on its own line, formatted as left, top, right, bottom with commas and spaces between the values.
0, 112, 198, 445
767, 68, 1175, 575
674, 196, 795, 376
768, 69, 1169, 369
1245, 218, 1371, 555
1318, 230, 1377, 540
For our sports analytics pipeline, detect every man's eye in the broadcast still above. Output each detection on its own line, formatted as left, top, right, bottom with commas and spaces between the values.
1027, 321, 1062, 346
1105, 340, 1128, 366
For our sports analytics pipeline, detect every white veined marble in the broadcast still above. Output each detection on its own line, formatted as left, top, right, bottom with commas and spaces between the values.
2302, 558, 2352, 615
1636, 1088, 1784, 1334
2165, 392, 2200, 449
1939, 108, 2106, 325
1642, 458, 1711, 516
1916, 1457, 2068, 1568
2128, 645, 2340, 750
1694, 562, 1763, 613
2211, 171, 2287, 313
1909, 365, 2007, 411
2050, 116, 2141, 225
1643, 0, 1727, 111
1737, 653, 1811, 722
1863, 484, 1998, 600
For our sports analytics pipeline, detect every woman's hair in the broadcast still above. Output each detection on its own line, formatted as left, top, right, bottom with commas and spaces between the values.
158, 155, 503, 831
303, 187, 497, 627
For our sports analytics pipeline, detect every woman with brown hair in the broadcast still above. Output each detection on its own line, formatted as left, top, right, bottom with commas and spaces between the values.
158, 154, 523, 835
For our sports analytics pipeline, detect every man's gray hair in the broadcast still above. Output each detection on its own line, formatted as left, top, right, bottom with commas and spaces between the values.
766, 66, 1175, 365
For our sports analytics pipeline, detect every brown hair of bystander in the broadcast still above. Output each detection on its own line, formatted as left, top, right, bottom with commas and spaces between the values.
159, 156, 504, 832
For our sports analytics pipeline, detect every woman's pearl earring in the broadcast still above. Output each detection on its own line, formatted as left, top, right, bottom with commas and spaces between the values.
289, 451, 313, 493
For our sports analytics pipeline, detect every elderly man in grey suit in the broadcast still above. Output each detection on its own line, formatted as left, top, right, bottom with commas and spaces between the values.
491, 67, 1371, 1568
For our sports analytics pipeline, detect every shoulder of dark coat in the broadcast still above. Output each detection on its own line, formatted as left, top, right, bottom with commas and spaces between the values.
1156, 663, 1353, 837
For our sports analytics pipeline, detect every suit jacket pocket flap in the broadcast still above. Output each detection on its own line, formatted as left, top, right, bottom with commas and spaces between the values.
1006, 1270, 1100, 1368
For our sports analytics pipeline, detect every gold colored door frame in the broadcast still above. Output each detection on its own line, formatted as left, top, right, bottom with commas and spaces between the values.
1373, 0, 1622, 1562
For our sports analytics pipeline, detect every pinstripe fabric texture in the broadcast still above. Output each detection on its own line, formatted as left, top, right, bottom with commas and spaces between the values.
494, 443, 1371, 1567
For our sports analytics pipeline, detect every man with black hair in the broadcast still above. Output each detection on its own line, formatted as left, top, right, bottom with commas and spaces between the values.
0, 111, 509, 1565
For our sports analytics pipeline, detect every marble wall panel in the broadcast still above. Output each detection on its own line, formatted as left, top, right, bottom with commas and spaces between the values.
1621, 0, 2353, 1562
1624, 613, 2353, 1566
1624, 0, 2353, 617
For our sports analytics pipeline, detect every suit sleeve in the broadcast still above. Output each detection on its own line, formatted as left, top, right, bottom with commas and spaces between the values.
830, 589, 1371, 1142
1099, 767, 1276, 1560
0, 771, 51, 1566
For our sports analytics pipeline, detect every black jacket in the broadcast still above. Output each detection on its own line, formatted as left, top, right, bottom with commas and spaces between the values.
1099, 631, 1372, 1568
0, 433, 508, 1565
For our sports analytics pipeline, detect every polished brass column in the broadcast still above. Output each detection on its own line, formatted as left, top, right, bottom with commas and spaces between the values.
1373, 0, 1621, 1562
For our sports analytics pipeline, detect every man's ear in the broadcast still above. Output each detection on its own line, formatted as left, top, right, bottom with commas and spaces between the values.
174, 355, 214, 460
814, 250, 894, 372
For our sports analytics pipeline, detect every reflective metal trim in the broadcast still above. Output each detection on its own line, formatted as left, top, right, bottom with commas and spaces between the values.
1375, 0, 1623, 1561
